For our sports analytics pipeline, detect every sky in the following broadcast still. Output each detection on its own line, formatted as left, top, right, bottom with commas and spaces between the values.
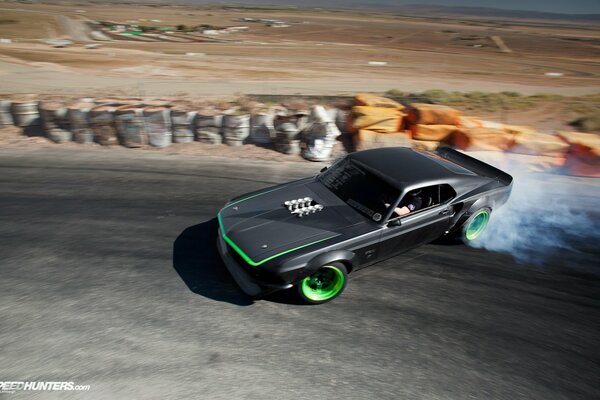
199, 0, 600, 14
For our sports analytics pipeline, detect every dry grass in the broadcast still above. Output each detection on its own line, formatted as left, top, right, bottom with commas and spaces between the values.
570, 114, 600, 132
387, 89, 600, 114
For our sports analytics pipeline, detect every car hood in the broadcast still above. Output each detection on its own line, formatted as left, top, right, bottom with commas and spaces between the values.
218, 179, 361, 266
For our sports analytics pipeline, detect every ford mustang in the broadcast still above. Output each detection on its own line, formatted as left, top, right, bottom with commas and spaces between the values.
217, 147, 512, 304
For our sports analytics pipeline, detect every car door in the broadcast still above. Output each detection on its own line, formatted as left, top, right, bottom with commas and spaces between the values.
377, 203, 454, 261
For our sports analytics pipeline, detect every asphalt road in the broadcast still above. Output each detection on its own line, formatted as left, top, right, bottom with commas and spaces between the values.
1, 147, 599, 400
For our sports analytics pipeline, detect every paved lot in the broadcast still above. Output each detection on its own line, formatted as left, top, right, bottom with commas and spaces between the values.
0, 148, 598, 399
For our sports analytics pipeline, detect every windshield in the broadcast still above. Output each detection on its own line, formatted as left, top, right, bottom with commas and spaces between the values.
318, 158, 399, 222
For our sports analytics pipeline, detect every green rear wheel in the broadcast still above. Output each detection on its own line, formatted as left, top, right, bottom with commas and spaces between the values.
298, 262, 347, 304
463, 208, 491, 242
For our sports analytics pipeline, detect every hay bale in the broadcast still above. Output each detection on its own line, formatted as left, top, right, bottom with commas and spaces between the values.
480, 120, 505, 129
509, 131, 569, 156
352, 106, 402, 118
411, 139, 441, 151
354, 93, 403, 109
351, 106, 403, 133
459, 116, 483, 129
450, 128, 515, 151
409, 124, 457, 141
503, 125, 536, 136
556, 131, 600, 158
556, 131, 600, 177
406, 103, 461, 125
354, 130, 411, 151
353, 117, 401, 133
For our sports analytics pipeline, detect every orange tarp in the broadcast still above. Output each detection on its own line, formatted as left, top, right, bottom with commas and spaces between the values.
409, 124, 457, 141
406, 103, 462, 125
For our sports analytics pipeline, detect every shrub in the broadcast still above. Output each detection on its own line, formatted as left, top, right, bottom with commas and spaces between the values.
570, 114, 600, 132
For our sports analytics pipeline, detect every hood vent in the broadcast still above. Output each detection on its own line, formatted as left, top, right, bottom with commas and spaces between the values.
284, 197, 324, 218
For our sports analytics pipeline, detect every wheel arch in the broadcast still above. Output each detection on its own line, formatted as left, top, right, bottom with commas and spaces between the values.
449, 198, 492, 233
467, 197, 493, 215
305, 250, 356, 275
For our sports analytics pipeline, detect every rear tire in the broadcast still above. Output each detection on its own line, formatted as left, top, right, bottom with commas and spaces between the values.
298, 262, 348, 304
461, 208, 491, 243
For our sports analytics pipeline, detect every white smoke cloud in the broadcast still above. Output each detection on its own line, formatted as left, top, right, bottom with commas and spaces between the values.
465, 152, 600, 268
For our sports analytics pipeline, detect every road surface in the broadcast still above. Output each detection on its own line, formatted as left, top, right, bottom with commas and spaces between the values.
0, 147, 598, 399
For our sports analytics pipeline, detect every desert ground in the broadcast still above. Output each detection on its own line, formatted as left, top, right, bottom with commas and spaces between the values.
0, 1, 599, 98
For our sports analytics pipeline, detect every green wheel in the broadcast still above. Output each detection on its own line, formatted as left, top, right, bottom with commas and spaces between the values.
298, 262, 347, 304
462, 208, 491, 242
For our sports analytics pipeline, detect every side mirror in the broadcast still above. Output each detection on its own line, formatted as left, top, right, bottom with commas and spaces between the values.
388, 218, 401, 227
320, 166, 328, 173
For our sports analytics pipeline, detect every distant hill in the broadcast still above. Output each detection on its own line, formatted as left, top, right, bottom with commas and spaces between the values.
112, 1, 600, 23
393, 4, 600, 23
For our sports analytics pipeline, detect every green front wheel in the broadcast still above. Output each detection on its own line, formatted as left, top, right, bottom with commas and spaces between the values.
298, 262, 348, 304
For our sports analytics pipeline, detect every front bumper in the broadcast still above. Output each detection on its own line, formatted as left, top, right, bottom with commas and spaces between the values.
217, 229, 293, 297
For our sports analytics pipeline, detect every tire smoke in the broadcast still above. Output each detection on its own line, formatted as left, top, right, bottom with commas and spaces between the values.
465, 152, 600, 268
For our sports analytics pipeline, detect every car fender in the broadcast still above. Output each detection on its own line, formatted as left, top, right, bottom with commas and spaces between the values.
449, 197, 489, 232
466, 197, 491, 216
305, 250, 357, 275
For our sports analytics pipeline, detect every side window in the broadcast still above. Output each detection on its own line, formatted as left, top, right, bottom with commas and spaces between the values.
439, 184, 456, 204
393, 184, 456, 218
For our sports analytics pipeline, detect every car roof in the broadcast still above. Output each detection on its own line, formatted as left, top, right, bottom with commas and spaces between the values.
346, 147, 477, 189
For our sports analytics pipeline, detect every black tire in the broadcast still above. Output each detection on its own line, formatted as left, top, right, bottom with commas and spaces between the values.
297, 262, 348, 305
460, 207, 491, 244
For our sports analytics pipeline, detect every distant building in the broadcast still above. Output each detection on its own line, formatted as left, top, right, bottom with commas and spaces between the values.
224, 26, 248, 32
270, 23, 290, 28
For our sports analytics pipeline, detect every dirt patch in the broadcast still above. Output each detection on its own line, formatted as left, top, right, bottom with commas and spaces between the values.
0, 2, 598, 91
0, 9, 63, 39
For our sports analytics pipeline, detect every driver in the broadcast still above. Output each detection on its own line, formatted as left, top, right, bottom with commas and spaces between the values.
394, 189, 423, 216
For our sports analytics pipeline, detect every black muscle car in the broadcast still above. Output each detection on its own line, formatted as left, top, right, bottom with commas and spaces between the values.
217, 147, 513, 304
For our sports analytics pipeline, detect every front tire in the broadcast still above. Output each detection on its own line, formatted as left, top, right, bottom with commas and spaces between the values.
461, 208, 491, 243
298, 262, 348, 304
